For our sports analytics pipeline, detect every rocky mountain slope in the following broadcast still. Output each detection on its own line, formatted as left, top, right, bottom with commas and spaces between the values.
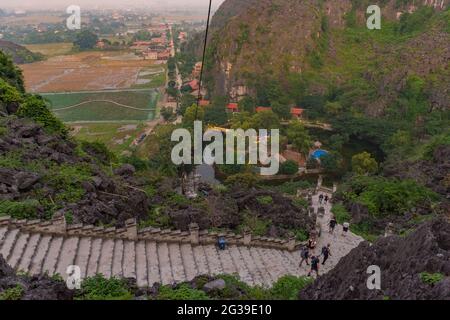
299, 217, 450, 300
204, 0, 449, 115
0, 40, 43, 64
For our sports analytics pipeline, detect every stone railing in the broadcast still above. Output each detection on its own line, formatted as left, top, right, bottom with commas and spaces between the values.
0, 214, 303, 252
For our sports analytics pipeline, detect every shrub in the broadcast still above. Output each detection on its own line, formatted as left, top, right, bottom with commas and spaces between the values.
16, 95, 68, 136
420, 272, 444, 286
279, 160, 299, 175
256, 196, 273, 205
0, 199, 40, 219
81, 141, 116, 164
0, 285, 24, 300
331, 204, 351, 224
270, 275, 313, 300
157, 284, 209, 300
76, 274, 133, 300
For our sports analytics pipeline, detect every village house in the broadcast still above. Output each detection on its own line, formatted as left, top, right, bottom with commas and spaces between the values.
144, 50, 158, 60
290, 107, 305, 119
226, 103, 239, 113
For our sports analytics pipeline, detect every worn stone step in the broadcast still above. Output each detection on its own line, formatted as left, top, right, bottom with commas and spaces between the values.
145, 241, 160, 286
203, 245, 223, 276
216, 246, 238, 276
192, 245, 209, 276
180, 243, 198, 282
0, 229, 20, 261
135, 241, 148, 288
157, 242, 173, 285
258, 247, 287, 281
86, 238, 103, 277
17, 233, 41, 272
122, 240, 136, 279
247, 247, 273, 286
42, 236, 63, 275
168, 243, 186, 283
7, 232, 30, 269
272, 249, 298, 277
228, 245, 253, 285
111, 239, 124, 278
55, 237, 80, 279
237, 246, 265, 286
97, 239, 115, 279
29, 235, 52, 275
74, 237, 91, 279
0, 227, 8, 242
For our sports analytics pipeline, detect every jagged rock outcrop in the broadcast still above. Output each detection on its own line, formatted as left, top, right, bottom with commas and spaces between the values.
299, 218, 450, 300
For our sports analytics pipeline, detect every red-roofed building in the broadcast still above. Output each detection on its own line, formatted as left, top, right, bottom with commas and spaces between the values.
227, 103, 239, 113
255, 106, 272, 113
290, 107, 304, 119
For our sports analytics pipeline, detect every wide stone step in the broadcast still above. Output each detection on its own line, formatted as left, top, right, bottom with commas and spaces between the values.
17, 233, 41, 272
135, 241, 148, 288
122, 240, 136, 279
217, 246, 238, 276
0, 229, 20, 261
86, 238, 103, 277
97, 239, 115, 279
42, 236, 63, 275
111, 239, 124, 278
192, 245, 209, 276
145, 241, 160, 286
29, 235, 52, 275
168, 243, 186, 283
203, 244, 223, 276
55, 237, 80, 279
7, 232, 30, 269
180, 243, 198, 282
247, 247, 274, 285
228, 245, 253, 285
0, 227, 8, 242
74, 237, 91, 279
237, 246, 265, 286
157, 242, 173, 285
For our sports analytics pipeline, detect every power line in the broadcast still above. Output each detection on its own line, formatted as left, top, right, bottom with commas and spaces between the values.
194, 0, 213, 120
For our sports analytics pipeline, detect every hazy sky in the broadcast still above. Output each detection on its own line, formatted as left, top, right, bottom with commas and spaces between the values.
0, 0, 225, 10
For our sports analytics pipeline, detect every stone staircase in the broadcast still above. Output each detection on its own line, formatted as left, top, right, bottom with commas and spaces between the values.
0, 216, 306, 288
0, 225, 306, 287
0, 190, 364, 288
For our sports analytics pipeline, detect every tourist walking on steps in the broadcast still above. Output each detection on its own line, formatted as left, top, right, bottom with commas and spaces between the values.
329, 216, 337, 234
319, 194, 324, 205
343, 222, 350, 237
299, 246, 310, 267
324, 195, 329, 204
321, 244, 331, 265
308, 256, 320, 277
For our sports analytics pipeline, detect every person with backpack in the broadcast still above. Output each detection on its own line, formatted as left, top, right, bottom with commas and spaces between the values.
329, 216, 337, 234
324, 195, 329, 204
299, 246, 310, 267
342, 222, 350, 237
321, 244, 331, 265
308, 256, 320, 277
318, 194, 324, 205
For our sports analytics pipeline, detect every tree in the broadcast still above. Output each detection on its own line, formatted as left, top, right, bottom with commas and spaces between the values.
204, 96, 228, 126
352, 151, 378, 175
160, 106, 174, 122
183, 104, 204, 127
250, 110, 280, 130
74, 30, 99, 50
286, 121, 312, 157
280, 160, 299, 175
0, 51, 25, 92
238, 96, 256, 113
179, 94, 196, 116
271, 101, 291, 120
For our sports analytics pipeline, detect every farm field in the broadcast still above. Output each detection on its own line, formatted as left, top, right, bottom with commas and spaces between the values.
25, 43, 74, 57
71, 122, 145, 155
20, 51, 164, 92
42, 90, 159, 122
